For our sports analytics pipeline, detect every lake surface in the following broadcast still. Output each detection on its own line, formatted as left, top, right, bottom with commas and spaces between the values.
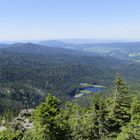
83, 86, 105, 92
69, 86, 106, 98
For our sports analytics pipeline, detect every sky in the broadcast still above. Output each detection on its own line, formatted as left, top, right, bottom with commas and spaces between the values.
0, 0, 140, 41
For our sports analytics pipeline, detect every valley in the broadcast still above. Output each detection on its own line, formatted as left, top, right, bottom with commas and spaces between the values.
1, 0, 140, 139
0, 41, 140, 114
1, 41, 140, 139
69, 83, 106, 98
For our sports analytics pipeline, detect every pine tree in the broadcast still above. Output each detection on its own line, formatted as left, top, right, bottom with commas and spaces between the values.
65, 102, 83, 139
91, 95, 107, 139
117, 96, 140, 140
33, 95, 72, 140
106, 75, 131, 137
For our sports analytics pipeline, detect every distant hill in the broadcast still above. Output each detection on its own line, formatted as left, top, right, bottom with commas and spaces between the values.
1, 41, 140, 114
0, 43, 10, 49
2, 43, 81, 56
38, 40, 140, 61
80, 42, 140, 61
3, 41, 140, 61
38, 40, 76, 49
38, 40, 140, 50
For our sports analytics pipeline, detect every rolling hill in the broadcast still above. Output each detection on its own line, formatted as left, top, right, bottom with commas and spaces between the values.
1, 42, 140, 114
38, 40, 140, 61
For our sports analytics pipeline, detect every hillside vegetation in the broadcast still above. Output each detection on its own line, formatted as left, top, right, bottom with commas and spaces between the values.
1, 42, 140, 139
0, 76, 140, 140
1, 43, 140, 114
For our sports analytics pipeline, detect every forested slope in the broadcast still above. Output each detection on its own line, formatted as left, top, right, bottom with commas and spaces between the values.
0, 43, 140, 114
0, 76, 140, 139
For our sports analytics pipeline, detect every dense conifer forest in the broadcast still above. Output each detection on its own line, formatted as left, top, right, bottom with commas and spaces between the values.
1, 43, 140, 139
1, 43, 140, 115
0, 76, 140, 139
1, 0, 140, 139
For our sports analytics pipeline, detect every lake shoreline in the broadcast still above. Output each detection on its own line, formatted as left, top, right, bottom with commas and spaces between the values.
69, 84, 106, 98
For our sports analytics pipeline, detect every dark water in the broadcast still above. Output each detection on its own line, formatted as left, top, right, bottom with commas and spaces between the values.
69, 86, 106, 98
83, 87, 105, 92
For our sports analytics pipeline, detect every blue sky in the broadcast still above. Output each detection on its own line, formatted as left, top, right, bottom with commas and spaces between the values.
0, 0, 140, 41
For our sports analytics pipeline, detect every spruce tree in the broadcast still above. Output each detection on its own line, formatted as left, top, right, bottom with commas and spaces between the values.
117, 96, 140, 140
90, 95, 107, 139
106, 75, 131, 137
33, 95, 72, 140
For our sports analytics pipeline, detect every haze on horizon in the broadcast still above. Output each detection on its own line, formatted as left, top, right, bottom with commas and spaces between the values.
0, 0, 140, 41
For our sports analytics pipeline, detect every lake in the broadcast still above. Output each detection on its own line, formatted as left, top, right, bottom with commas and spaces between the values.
83, 86, 105, 92
69, 85, 106, 98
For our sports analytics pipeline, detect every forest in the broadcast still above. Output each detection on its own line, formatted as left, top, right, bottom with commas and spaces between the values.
1, 0, 140, 139
1, 43, 140, 115
0, 75, 140, 139
1, 43, 140, 139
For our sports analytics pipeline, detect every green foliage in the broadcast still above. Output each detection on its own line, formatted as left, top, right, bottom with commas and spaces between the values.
0, 110, 18, 125
106, 75, 131, 136
117, 97, 140, 140
0, 49, 124, 114
32, 95, 72, 140
91, 95, 107, 139
0, 130, 23, 140
1, 75, 140, 140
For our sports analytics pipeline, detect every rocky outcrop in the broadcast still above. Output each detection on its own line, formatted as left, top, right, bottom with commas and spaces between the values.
0, 126, 6, 132
11, 109, 34, 132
